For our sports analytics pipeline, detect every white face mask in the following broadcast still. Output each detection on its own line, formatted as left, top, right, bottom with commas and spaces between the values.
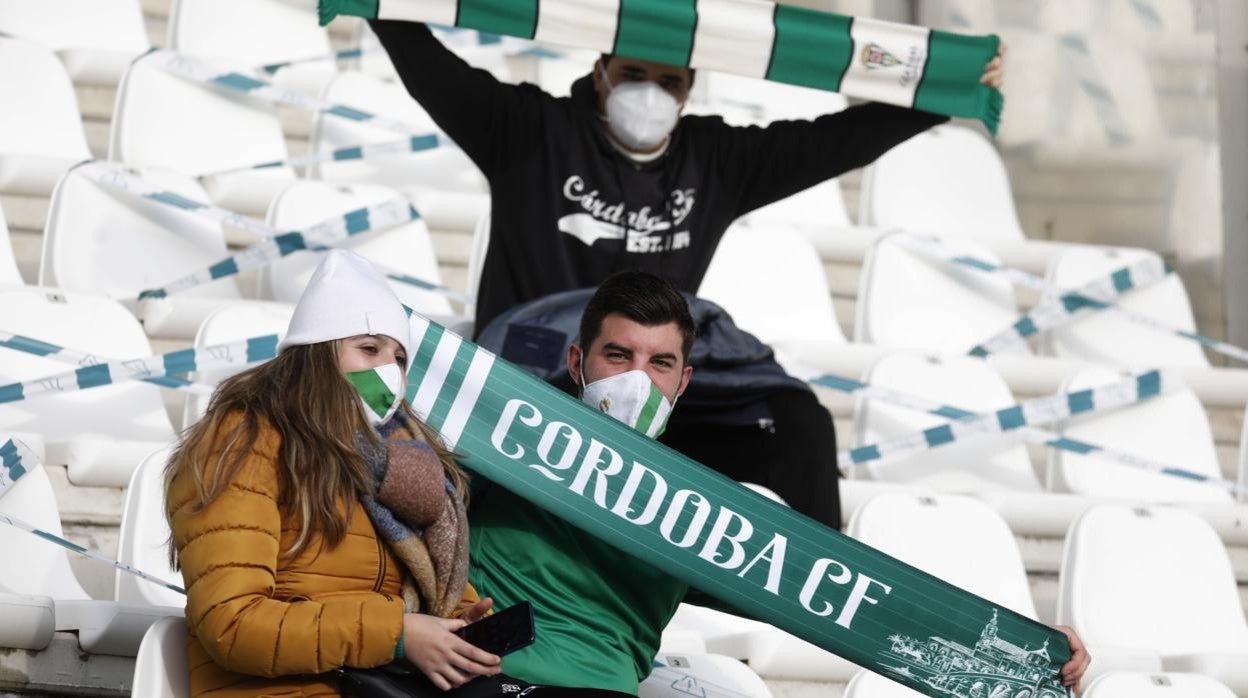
599, 64, 682, 152
345, 363, 405, 426
580, 368, 676, 439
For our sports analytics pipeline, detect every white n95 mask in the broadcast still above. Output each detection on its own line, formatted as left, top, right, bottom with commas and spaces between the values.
600, 65, 681, 152
581, 369, 675, 439
345, 363, 405, 426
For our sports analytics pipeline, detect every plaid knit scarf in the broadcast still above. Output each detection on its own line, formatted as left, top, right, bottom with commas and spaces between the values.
359, 415, 470, 618
320, 0, 1003, 133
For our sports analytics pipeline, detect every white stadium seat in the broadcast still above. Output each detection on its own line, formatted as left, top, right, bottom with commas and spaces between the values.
0, 0, 149, 85
309, 71, 487, 197
850, 493, 1038, 618
859, 124, 1026, 243
855, 233, 1026, 356
263, 181, 457, 319
0, 37, 91, 197
642, 652, 772, 698
1083, 671, 1238, 698
0, 286, 177, 487
115, 447, 184, 609
1047, 368, 1230, 504
1057, 504, 1248, 692
834, 492, 1043, 698
168, 0, 334, 97
130, 616, 191, 698
0, 464, 179, 656
41, 164, 247, 339
698, 223, 846, 363
741, 178, 854, 234
853, 353, 1041, 492
181, 303, 293, 428
109, 50, 294, 216
1042, 247, 1209, 367
0, 199, 22, 285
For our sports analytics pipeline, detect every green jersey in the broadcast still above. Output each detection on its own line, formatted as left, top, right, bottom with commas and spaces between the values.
468, 482, 687, 693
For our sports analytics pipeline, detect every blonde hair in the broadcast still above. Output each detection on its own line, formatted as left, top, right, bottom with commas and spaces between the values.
165, 341, 468, 562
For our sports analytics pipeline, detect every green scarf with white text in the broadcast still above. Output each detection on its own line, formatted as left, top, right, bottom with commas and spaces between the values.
400, 312, 1069, 698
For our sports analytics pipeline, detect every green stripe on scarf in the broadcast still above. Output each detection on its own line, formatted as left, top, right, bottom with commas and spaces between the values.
766, 4, 853, 92
614, 0, 698, 68
457, 0, 539, 39
916, 29, 1002, 128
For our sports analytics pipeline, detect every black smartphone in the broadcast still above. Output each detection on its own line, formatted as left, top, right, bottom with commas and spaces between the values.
454, 601, 536, 656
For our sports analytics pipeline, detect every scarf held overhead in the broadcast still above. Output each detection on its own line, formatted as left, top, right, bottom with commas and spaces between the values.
320, 0, 1003, 133
395, 311, 1069, 697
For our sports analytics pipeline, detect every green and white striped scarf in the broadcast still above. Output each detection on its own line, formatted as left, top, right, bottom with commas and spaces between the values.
320, 0, 1003, 133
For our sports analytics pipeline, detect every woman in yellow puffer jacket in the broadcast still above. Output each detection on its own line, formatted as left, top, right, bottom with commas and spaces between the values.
165, 250, 501, 697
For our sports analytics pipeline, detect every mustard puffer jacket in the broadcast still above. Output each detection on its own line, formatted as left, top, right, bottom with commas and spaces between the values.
168, 415, 407, 698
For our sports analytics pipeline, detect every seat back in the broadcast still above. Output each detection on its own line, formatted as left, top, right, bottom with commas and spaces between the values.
0, 37, 91, 194
464, 206, 492, 320
0, 200, 21, 284
844, 670, 925, 698
1043, 247, 1208, 367
182, 303, 293, 427
1083, 671, 1237, 698
109, 50, 292, 212
131, 616, 191, 698
642, 653, 772, 698
168, 0, 329, 67
855, 234, 1026, 356
1048, 368, 1229, 503
0, 287, 176, 462
859, 125, 1025, 243
309, 71, 486, 194
262, 181, 454, 316
849, 492, 1038, 618
742, 178, 853, 232
0, 0, 148, 54
854, 353, 1041, 491
698, 224, 845, 349
1057, 504, 1248, 656
41, 166, 239, 301
116, 447, 183, 608
0, 464, 90, 600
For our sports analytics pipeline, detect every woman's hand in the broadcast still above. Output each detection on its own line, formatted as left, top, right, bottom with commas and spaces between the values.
1054, 624, 1091, 692
981, 42, 1006, 88
402, 613, 502, 690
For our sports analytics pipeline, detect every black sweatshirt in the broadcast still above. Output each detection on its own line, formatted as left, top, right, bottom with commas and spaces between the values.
370, 20, 948, 333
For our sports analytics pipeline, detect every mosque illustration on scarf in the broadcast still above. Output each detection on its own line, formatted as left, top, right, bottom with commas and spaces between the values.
878, 610, 1065, 698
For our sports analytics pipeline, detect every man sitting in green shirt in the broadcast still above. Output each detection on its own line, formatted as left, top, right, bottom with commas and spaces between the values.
466, 271, 694, 695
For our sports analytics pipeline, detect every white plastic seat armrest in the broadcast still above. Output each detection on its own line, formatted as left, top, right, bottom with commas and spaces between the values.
0, 593, 55, 650
1163, 653, 1248, 694
67, 437, 174, 489
54, 599, 184, 657
1080, 645, 1165, 687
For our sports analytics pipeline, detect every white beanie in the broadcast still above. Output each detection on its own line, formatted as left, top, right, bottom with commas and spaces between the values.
279, 250, 412, 370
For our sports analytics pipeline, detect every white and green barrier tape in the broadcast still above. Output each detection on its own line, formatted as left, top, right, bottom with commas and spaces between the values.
0, 437, 187, 595
894, 234, 1248, 364
76, 162, 471, 305
0, 330, 212, 396
152, 50, 420, 135
319, 0, 1005, 134
203, 133, 452, 177
805, 371, 1247, 498
0, 336, 278, 405
841, 369, 1167, 467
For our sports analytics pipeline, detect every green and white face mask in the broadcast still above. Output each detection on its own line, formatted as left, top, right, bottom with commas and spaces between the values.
580, 368, 676, 439
345, 363, 405, 426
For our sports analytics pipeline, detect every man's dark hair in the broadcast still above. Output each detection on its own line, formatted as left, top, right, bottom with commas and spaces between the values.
579, 271, 696, 362
600, 54, 697, 86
